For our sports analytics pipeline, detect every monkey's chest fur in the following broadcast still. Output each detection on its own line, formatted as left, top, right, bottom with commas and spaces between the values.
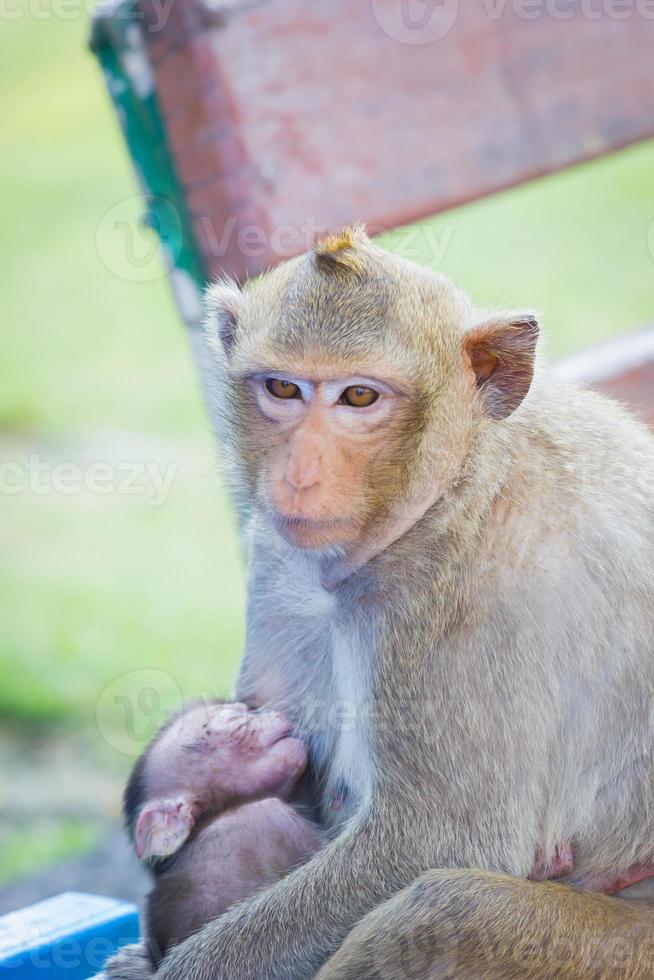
238, 523, 654, 879
241, 614, 370, 828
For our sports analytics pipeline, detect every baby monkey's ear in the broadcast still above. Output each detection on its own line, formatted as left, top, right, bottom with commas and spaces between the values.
134, 797, 196, 861
462, 313, 539, 420
204, 279, 243, 355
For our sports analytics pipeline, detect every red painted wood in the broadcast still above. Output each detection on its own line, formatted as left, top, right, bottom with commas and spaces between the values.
598, 363, 654, 428
137, 0, 654, 280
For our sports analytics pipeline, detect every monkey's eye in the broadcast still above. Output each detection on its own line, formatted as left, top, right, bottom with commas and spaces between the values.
339, 385, 379, 408
265, 378, 301, 400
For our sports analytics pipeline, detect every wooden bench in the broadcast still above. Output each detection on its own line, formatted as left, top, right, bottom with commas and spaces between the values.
90, 0, 654, 315
4, 3, 650, 975
90, 0, 654, 414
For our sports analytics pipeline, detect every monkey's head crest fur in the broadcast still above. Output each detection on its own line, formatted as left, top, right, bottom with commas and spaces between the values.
311, 223, 374, 276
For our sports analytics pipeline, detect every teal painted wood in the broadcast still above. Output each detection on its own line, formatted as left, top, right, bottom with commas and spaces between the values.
0, 892, 139, 978
90, 0, 206, 326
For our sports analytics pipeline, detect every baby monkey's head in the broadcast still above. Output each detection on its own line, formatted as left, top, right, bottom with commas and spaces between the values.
129, 702, 308, 863
206, 225, 538, 567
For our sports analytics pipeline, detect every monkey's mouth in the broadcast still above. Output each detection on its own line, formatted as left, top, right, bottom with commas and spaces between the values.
270, 509, 360, 552
272, 512, 356, 547
253, 713, 297, 749
274, 513, 351, 531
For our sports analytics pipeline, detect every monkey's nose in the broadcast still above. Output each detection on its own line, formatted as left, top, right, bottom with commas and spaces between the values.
285, 475, 320, 493
284, 456, 321, 491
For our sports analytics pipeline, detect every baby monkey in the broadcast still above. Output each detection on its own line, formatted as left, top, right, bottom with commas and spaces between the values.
124, 700, 325, 965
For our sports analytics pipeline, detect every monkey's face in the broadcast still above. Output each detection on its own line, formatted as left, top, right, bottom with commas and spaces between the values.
206, 227, 538, 564
243, 362, 415, 550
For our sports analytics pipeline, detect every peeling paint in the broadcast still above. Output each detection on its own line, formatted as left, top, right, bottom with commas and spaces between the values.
121, 25, 155, 100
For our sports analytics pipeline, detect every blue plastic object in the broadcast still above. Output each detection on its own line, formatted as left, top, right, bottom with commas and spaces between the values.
0, 892, 139, 978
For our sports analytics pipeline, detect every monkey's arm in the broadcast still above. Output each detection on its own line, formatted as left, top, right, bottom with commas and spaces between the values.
317, 869, 654, 980
151, 805, 426, 980
101, 944, 155, 980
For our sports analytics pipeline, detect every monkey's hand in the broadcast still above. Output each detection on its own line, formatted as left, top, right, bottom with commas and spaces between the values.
152, 808, 421, 980
103, 943, 155, 980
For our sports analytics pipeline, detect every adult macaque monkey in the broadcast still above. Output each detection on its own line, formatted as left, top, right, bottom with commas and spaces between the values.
108, 226, 654, 979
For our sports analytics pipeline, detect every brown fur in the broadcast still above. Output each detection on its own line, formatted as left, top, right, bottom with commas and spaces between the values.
318, 870, 654, 979
312, 223, 370, 275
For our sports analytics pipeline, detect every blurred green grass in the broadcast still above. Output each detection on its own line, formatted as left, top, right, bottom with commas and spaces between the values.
0, 819, 99, 887
0, 12, 653, 883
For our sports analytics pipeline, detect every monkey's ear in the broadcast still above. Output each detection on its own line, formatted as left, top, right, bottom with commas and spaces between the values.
462, 314, 539, 420
204, 279, 242, 354
134, 798, 195, 861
